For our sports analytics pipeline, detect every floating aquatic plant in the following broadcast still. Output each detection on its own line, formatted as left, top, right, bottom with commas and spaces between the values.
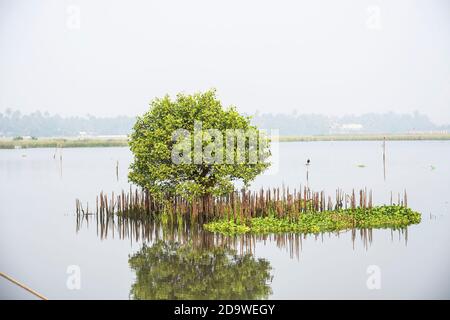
203, 205, 421, 235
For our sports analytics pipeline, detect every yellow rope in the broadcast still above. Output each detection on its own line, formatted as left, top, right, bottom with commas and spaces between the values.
0, 271, 48, 300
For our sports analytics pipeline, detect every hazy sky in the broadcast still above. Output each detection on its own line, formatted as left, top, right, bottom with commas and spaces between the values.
1, 0, 449, 123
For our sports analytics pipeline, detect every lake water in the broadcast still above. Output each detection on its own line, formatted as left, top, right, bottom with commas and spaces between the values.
1, 141, 449, 299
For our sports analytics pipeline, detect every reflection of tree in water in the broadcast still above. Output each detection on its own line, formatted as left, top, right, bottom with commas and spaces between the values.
128, 241, 273, 300
76, 213, 410, 261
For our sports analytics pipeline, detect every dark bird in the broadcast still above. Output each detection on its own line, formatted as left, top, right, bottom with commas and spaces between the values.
306, 159, 310, 165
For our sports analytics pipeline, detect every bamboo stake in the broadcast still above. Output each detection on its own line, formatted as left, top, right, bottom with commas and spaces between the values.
0, 272, 48, 300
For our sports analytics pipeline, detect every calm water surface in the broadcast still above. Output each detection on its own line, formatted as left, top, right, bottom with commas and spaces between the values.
1, 141, 449, 299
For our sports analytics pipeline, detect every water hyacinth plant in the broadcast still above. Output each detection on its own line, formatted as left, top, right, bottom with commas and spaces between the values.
203, 206, 421, 235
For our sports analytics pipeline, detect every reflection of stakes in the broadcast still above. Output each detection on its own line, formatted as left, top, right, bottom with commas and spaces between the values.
76, 210, 409, 261
54, 144, 63, 178
383, 137, 386, 181
60, 153, 63, 178
116, 160, 119, 181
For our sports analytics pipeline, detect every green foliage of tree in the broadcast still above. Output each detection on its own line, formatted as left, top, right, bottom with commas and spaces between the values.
128, 89, 271, 198
128, 241, 272, 300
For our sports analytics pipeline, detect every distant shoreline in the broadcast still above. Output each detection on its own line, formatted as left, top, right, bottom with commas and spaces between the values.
1, 133, 449, 149
277, 133, 450, 142
0, 138, 129, 149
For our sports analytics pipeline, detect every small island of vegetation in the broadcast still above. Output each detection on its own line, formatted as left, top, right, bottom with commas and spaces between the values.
75, 90, 422, 236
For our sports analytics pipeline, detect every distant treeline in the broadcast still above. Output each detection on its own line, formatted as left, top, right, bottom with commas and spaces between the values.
0, 109, 136, 137
0, 109, 448, 137
251, 111, 449, 135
